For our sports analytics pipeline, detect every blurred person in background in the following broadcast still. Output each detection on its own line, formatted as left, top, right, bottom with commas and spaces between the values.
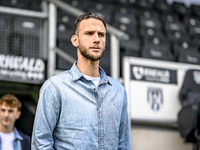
32, 12, 131, 149
0, 94, 31, 150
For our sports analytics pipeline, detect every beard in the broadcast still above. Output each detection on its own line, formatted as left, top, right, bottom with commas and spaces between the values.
78, 43, 105, 61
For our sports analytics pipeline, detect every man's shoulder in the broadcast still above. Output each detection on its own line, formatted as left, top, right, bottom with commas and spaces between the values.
51, 70, 71, 80
17, 129, 31, 150
107, 76, 125, 89
17, 129, 30, 141
46, 70, 71, 84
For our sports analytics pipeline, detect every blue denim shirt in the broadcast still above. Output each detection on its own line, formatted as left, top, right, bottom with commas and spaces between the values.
0, 127, 22, 150
31, 63, 131, 150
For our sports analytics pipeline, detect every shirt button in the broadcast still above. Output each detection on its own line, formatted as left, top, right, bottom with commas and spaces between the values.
94, 88, 96, 90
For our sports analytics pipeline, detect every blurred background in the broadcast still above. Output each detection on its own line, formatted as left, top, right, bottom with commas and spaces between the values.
0, 0, 200, 149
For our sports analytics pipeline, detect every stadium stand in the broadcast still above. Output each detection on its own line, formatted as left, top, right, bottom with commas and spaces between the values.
1, 0, 200, 75
1, 0, 200, 148
55, 0, 200, 75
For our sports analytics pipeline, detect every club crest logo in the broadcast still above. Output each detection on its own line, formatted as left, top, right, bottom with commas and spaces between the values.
147, 87, 163, 112
132, 66, 144, 80
193, 71, 200, 85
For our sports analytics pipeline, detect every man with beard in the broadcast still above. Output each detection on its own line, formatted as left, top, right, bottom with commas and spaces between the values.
31, 13, 131, 150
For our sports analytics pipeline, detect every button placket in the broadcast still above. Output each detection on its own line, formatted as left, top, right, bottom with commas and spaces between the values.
96, 88, 104, 149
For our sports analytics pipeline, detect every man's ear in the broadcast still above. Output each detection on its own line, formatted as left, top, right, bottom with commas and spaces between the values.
71, 35, 79, 48
16, 111, 21, 120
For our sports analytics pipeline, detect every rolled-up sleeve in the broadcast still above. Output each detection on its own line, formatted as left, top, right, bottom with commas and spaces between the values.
31, 79, 61, 150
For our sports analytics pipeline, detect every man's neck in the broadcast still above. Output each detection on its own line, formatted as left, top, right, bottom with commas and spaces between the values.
77, 59, 100, 77
0, 126, 13, 133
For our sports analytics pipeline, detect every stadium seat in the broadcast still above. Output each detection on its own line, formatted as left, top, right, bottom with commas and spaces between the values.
165, 21, 185, 32
190, 4, 200, 18
184, 16, 200, 28
153, 0, 172, 13
89, 1, 115, 24
162, 13, 180, 23
178, 49, 200, 65
63, 0, 93, 12
138, 9, 160, 20
141, 36, 174, 61
28, 1, 43, 11
57, 9, 76, 28
120, 38, 141, 57
173, 40, 199, 60
166, 30, 189, 42
178, 69, 200, 146
172, 1, 191, 19
112, 13, 137, 38
139, 27, 164, 38
134, 0, 152, 10
189, 26, 200, 39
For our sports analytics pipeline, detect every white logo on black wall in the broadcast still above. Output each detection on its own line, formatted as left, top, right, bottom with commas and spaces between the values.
193, 71, 200, 85
132, 66, 171, 83
148, 87, 163, 112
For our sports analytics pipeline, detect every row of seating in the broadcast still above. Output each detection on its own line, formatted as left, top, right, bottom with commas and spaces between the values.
0, 0, 200, 75
56, 0, 200, 75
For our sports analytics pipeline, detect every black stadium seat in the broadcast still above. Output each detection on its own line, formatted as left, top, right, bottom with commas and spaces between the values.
167, 30, 189, 42
135, 0, 152, 10
190, 4, 200, 18
153, 0, 172, 13
172, 1, 191, 17
89, 1, 115, 24
179, 69, 200, 106
178, 49, 200, 65
141, 36, 174, 61
112, 13, 137, 38
173, 40, 198, 58
178, 69, 200, 147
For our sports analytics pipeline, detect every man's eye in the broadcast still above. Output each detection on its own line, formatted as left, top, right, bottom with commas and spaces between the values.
86, 32, 93, 35
99, 33, 104, 37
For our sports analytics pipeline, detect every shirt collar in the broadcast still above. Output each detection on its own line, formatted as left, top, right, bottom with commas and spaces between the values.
70, 62, 112, 86
13, 127, 23, 141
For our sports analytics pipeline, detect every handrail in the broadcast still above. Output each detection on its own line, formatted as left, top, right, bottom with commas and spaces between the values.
0, 2, 48, 18
53, 47, 76, 64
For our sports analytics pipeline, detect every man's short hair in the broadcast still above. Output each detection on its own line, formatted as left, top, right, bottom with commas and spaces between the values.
0, 94, 22, 111
74, 12, 107, 35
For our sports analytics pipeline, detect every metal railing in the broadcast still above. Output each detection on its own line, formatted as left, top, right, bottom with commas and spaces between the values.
45, 0, 128, 81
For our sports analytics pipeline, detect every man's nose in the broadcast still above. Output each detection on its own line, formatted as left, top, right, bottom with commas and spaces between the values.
4, 111, 9, 117
93, 33, 100, 43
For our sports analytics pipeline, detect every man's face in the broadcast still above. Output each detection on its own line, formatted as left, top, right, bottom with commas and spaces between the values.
0, 102, 20, 130
77, 18, 106, 61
